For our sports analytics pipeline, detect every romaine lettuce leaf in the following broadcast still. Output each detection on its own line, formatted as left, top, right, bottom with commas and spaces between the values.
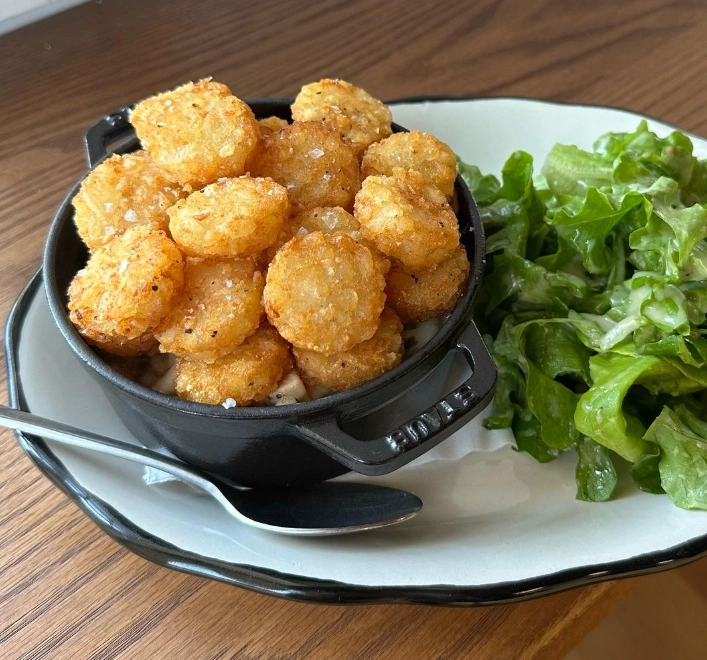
548, 187, 646, 275
575, 436, 618, 502
575, 354, 654, 461
630, 449, 665, 495
512, 412, 560, 463
595, 120, 697, 189
490, 318, 590, 452
456, 159, 499, 204
542, 144, 613, 196
645, 407, 707, 509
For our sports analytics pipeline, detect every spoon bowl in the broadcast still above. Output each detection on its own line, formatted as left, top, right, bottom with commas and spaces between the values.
0, 404, 422, 536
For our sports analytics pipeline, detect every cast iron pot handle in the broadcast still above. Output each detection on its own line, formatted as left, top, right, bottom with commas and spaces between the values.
84, 107, 135, 168
294, 321, 497, 476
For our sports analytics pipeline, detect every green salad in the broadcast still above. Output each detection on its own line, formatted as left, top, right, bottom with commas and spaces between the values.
458, 120, 707, 508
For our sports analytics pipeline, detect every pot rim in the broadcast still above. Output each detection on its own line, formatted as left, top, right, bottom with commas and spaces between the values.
42, 99, 486, 421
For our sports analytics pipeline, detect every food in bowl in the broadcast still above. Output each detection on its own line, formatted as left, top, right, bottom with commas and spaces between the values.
66, 78, 470, 407
44, 94, 492, 485
290, 79, 393, 157
67, 225, 184, 356
458, 120, 707, 509
129, 79, 260, 189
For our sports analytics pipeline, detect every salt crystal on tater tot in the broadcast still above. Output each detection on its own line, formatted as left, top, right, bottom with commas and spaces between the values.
130, 79, 260, 189
68, 226, 185, 354
155, 258, 264, 363
291, 79, 392, 157
168, 175, 289, 258
175, 324, 292, 406
385, 245, 470, 322
360, 131, 458, 197
354, 169, 460, 271
294, 307, 404, 391
264, 232, 386, 354
72, 150, 185, 250
248, 121, 360, 214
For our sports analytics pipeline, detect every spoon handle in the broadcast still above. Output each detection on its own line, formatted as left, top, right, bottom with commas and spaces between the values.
0, 403, 216, 495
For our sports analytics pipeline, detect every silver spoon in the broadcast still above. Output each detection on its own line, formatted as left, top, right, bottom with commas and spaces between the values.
0, 405, 422, 536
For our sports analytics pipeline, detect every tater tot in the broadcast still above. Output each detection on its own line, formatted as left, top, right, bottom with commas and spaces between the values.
295, 206, 361, 234
264, 232, 386, 354
175, 324, 292, 405
360, 131, 457, 197
155, 258, 264, 362
130, 79, 260, 189
168, 175, 289, 258
96, 332, 158, 358
293, 208, 394, 274
264, 206, 390, 275
385, 245, 470, 322
68, 226, 185, 352
73, 150, 185, 250
263, 206, 360, 264
258, 116, 289, 137
354, 169, 460, 270
247, 121, 360, 213
294, 307, 404, 391
291, 79, 392, 157
262, 207, 390, 277
354, 236, 392, 278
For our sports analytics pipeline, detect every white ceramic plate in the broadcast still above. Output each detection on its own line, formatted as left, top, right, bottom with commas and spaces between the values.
7, 98, 707, 605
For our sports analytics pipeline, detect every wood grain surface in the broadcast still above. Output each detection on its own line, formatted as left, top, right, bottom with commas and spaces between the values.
1, 0, 706, 657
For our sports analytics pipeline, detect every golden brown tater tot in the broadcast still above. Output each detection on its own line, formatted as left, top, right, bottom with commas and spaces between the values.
130, 79, 260, 189
385, 245, 470, 322
95, 332, 158, 358
263, 206, 359, 264
294, 307, 403, 391
360, 131, 457, 197
248, 121, 359, 214
258, 116, 289, 137
291, 79, 392, 157
168, 175, 289, 258
175, 324, 292, 405
68, 226, 184, 352
73, 150, 184, 250
155, 258, 264, 362
264, 232, 386, 354
354, 169, 460, 270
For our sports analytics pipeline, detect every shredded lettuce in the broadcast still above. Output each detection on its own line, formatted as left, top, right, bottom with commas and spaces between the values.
459, 120, 707, 507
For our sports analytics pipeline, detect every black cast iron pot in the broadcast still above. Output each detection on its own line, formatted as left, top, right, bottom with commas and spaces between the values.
43, 98, 497, 488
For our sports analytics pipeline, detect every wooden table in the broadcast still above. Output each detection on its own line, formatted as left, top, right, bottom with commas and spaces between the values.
1, 0, 705, 657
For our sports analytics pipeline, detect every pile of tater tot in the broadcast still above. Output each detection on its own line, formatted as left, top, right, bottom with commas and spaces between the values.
68, 78, 470, 406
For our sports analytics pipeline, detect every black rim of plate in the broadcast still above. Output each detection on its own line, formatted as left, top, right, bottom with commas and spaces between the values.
6, 97, 707, 606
